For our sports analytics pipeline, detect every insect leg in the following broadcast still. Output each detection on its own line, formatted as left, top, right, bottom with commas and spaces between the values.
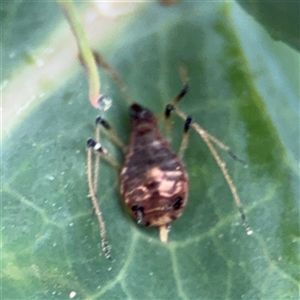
174, 107, 253, 235
86, 140, 113, 261
85, 115, 122, 260
167, 80, 246, 166
92, 51, 134, 105
164, 104, 174, 141
201, 132, 247, 167
164, 83, 190, 140
95, 116, 126, 154
87, 138, 120, 170
178, 116, 192, 159
171, 82, 189, 106
165, 100, 192, 159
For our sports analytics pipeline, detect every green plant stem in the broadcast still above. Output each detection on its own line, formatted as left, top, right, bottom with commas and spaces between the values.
57, 0, 100, 108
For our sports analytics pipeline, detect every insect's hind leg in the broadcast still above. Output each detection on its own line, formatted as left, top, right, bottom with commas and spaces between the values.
165, 77, 246, 166
164, 83, 192, 159
164, 83, 189, 140
85, 117, 122, 261
159, 85, 191, 242
173, 106, 253, 236
179, 116, 193, 158
167, 80, 252, 235
86, 139, 114, 261
165, 102, 192, 159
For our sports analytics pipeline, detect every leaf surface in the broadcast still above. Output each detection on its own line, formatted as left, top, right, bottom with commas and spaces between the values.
2, 2, 299, 299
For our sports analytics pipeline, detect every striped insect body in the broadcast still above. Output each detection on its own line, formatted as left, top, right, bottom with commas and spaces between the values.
120, 104, 188, 240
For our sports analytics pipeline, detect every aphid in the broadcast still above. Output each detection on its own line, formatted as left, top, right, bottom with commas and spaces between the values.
120, 102, 190, 243
86, 56, 252, 260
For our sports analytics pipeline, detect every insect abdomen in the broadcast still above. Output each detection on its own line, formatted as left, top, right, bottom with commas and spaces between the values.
120, 103, 188, 227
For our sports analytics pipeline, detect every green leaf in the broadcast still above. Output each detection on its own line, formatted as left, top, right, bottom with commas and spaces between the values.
236, 0, 300, 52
3, 2, 299, 299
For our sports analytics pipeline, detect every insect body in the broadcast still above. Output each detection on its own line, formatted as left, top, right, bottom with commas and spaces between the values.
120, 104, 188, 241
86, 58, 252, 260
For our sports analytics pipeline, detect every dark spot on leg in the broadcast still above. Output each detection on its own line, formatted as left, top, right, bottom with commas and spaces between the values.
87, 138, 96, 148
